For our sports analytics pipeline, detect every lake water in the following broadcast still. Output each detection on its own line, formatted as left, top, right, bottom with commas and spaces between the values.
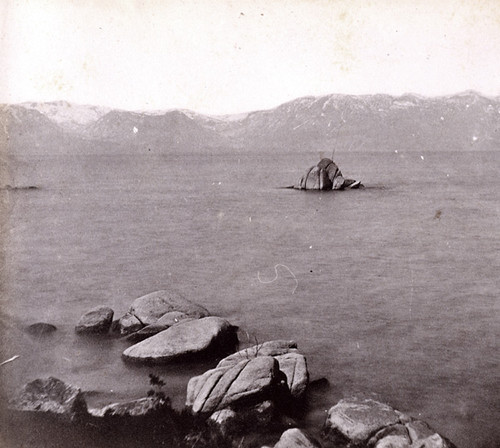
1, 149, 499, 447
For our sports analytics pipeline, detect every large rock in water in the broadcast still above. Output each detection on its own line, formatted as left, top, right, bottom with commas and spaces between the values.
217, 341, 308, 400
88, 396, 170, 418
75, 306, 114, 334
122, 317, 238, 364
186, 356, 287, 414
294, 158, 361, 190
9, 377, 88, 421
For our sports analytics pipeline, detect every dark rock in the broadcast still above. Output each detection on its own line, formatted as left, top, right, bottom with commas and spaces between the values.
274, 353, 309, 400
186, 356, 287, 414
294, 158, 361, 190
25, 322, 57, 336
9, 377, 87, 422
122, 317, 238, 364
368, 424, 412, 447
75, 306, 114, 334
116, 312, 143, 335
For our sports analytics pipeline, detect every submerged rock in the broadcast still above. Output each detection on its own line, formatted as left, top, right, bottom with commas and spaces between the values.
186, 356, 286, 414
9, 377, 87, 421
25, 322, 57, 336
122, 316, 238, 364
75, 306, 114, 334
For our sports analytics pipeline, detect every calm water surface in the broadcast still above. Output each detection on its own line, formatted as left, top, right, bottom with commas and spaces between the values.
2, 150, 499, 447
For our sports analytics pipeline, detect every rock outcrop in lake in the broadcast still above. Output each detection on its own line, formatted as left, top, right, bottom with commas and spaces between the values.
122, 316, 238, 364
294, 158, 362, 190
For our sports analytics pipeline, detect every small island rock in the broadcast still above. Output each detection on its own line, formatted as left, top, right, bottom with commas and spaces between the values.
274, 428, 321, 448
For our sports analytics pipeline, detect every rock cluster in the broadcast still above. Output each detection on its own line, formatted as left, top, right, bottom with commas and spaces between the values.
9, 289, 456, 448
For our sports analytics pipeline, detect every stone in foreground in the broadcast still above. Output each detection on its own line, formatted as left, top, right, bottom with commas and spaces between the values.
274, 428, 321, 448
323, 398, 401, 444
186, 356, 286, 414
275, 352, 309, 400
122, 316, 238, 364
9, 377, 87, 421
88, 396, 170, 418
75, 306, 114, 334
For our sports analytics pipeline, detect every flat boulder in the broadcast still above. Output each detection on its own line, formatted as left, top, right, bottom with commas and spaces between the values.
9, 377, 87, 421
122, 317, 238, 364
128, 290, 209, 326
75, 306, 114, 334
25, 322, 57, 336
323, 398, 401, 444
186, 356, 286, 414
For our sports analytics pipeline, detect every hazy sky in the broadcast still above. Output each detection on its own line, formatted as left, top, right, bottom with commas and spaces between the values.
1, 0, 499, 114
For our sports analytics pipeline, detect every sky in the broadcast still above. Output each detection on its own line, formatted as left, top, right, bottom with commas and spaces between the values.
1, 0, 499, 115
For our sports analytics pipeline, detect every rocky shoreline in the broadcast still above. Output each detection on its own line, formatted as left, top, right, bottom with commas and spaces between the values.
7, 289, 457, 448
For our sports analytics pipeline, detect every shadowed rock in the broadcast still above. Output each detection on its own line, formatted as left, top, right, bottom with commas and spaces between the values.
125, 312, 193, 343
186, 356, 286, 414
76, 306, 114, 334
88, 396, 170, 418
116, 312, 143, 335
122, 317, 238, 364
274, 352, 309, 400
294, 158, 362, 190
9, 377, 87, 422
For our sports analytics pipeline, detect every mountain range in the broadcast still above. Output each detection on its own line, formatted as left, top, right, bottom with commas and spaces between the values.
1, 92, 499, 154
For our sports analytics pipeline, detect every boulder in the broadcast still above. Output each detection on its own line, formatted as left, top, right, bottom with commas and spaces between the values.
217, 340, 298, 369
368, 424, 412, 447
406, 421, 455, 448
274, 353, 309, 400
75, 306, 114, 334
186, 356, 287, 414
125, 312, 194, 343
128, 290, 209, 326
323, 398, 402, 445
116, 312, 143, 335
294, 158, 361, 191
88, 396, 169, 418
9, 377, 87, 421
25, 322, 57, 336
122, 317, 238, 364
274, 428, 321, 448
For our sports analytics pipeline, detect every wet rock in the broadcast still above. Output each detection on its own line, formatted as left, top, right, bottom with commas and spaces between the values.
88, 396, 170, 418
25, 322, 57, 336
216, 340, 298, 369
128, 289, 209, 326
116, 312, 143, 335
186, 356, 286, 414
323, 398, 401, 445
274, 353, 308, 400
125, 312, 194, 343
9, 377, 87, 421
273, 428, 321, 448
406, 421, 455, 448
122, 317, 238, 364
75, 306, 114, 334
